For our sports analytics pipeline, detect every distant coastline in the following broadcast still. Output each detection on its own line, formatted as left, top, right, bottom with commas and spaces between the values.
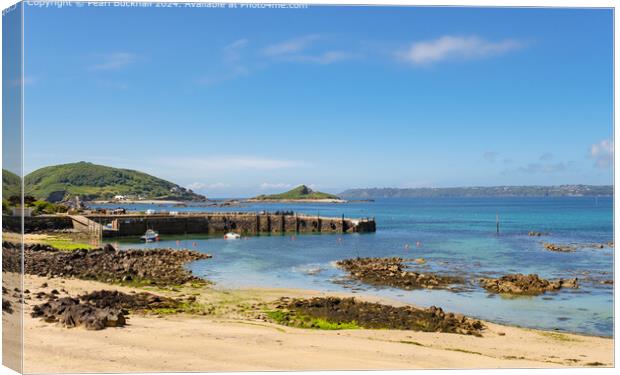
340, 185, 613, 199
244, 198, 347, 204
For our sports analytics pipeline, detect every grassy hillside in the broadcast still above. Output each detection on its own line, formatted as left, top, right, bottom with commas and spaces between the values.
24, 162, 206, 202
2, 169, 21, 199
254, 185, 340, 200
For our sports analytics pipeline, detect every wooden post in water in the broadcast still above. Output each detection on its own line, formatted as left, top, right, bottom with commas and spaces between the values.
496, 213, 500, 235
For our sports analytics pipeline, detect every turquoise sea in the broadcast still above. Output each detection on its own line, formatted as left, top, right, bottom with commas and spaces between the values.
98, 197, 614, 337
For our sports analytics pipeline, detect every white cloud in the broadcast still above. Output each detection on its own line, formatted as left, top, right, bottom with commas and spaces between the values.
90, 52, 137, 71
399, 35, 523, 65
261, 35, 320, 57
260, 182, 293, 190
261, 35, 352, 65
589, 139, 614, 168
225, 38, 249, 50
289, 51, 354, 65
161, 156, 312, 171
187, 182, 230, 190
224, 38, 249, 62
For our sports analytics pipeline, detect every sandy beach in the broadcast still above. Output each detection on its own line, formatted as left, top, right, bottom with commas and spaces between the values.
2, 273, 612, 373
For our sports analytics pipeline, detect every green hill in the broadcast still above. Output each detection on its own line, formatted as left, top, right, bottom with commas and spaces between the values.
2, 169, 21, 200
253, 185, 341, 200
24, 162, 206, 202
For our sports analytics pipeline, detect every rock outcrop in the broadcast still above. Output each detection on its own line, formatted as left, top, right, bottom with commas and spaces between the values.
543, 242, 614, 252
31, 289, 190, 330
79, 290, 181, 312
2, 241, 211, 286
543, 243, 576, 252
336, 257, 462, 290
479, 273, 578, 295
2, 299, 13, 314
31, 296, 126, 330
274, 297, 484, 336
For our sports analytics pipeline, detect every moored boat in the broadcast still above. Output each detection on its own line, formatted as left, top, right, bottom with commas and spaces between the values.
224, 232, 241, 240
141, 229, 160, 242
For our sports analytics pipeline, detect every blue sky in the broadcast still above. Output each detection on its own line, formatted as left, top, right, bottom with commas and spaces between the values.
21, 4, 613, 197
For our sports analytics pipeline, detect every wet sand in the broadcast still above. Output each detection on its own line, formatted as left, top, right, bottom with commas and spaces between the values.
2, 273, 612, 373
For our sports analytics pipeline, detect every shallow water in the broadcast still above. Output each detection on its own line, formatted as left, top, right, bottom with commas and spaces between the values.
103, 197, 614, 337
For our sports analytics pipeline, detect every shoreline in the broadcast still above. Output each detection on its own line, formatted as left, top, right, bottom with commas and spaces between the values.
203, 281, 615, 340
244, 198, 348, 204
5, 273, 612, 372
90, 199, 191, 205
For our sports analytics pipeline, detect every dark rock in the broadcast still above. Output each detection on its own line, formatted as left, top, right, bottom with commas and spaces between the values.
2, 241, 212, 286
31, 295, 125, 330
79, 290, 181, 312
543, 242, 613, 252
336, 257, 462, 290
543, 243, 575, 252
276, 297, 484, 336
479, 274, 578, 296
31, 289, 187, 330
2, 299, 13, 314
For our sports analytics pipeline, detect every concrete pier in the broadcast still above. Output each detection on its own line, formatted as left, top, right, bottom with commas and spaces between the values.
5, 212, 376, 238
83, 212, 376, 237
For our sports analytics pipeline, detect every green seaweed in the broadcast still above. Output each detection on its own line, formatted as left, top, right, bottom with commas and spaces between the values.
265, 310, 360, 330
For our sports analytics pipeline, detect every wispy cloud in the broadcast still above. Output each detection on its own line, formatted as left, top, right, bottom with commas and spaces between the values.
539, 153, 554, 161
502, 161, 575, 175
589, 139, 613, 168
261, 35, 320, 57
161, 156, 312, 171
197, 39, 253, 85
483, 151, 499, 163
287, 50, 355, 65
260, 182, 293, 190
187, 182, 230, 190
223, 38, 249, 62
90, 52, 137, 71
399, 35, 523, 65
198, 66, 250, 85
261, 35, 354, 65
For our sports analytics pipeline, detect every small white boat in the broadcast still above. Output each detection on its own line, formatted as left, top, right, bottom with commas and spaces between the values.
224, 232, 241, 240
141, 229, 160, 242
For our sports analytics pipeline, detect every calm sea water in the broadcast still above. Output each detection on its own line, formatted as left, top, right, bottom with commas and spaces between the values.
99, 197, 614, 337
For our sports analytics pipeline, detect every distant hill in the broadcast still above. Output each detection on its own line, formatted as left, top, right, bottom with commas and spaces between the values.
2, 169, 21, 199
24, 162, 207, 202
252, 185, 342, 201
340, 185, 614, 198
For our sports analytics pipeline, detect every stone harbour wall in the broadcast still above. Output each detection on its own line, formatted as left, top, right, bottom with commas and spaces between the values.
85, 213, 376, 237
